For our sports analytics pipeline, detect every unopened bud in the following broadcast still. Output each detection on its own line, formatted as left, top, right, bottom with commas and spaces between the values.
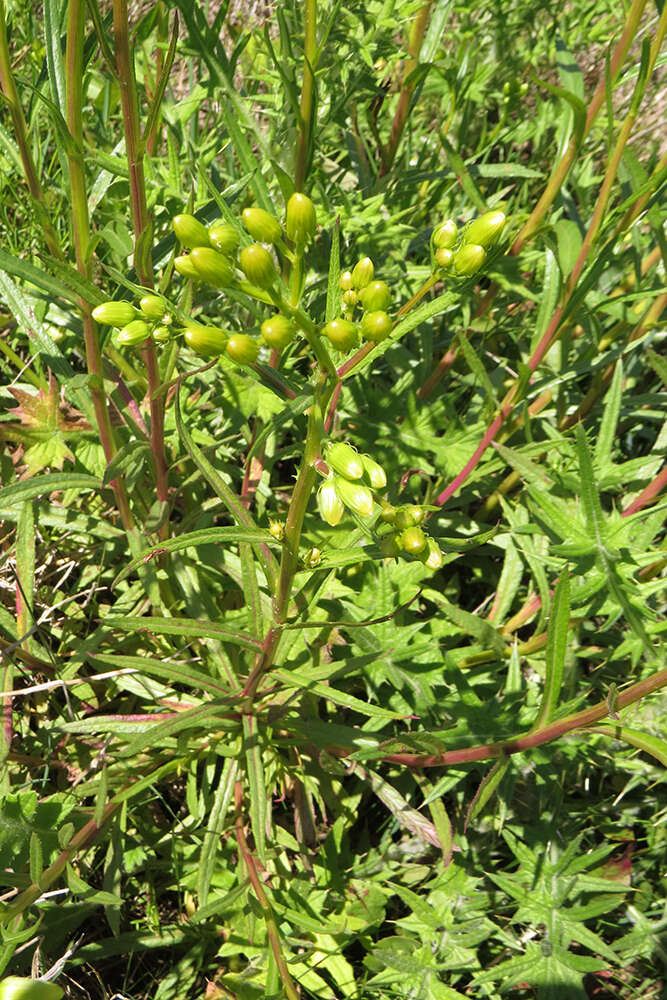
420, 538, 445, 570
242, 207, 282, 244
208, 223, 241, 255
360, 310, 392, 343
464, 210, 506, 248
92, 301, 137, 326
453, 243, 486, 275
173, 214, 210, 249
318, 479, 345, 526
400, 526, 427, 555
285, 192, 317, 244
334, 476, 374, 518
226, 333, 260, 365
240, 244, 277, 288
174, 254, 200, 278
351, 257, 374, 290
327, 442, 364, 481
190, 247, 235, 287
359, 280, 391, 312
261, 314, 295, 349
434, 248, 454, 271
322, 318, 358, 352
432, 219, 457, 249
184, 323, 228, 357
339, 270, 354, 291
360, 454, 387, 489
117, 319, 150, 346
139, 295, 168, 320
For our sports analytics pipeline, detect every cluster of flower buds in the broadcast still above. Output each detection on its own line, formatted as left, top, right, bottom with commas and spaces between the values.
92, 295, 174, 348
317, 441, 387, 524
321, 256, 393, 353
378, 502, 444, 570
430, 209, 506, 278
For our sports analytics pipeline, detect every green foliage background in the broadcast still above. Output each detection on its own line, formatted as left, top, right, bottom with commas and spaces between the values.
0, 0, 665, 998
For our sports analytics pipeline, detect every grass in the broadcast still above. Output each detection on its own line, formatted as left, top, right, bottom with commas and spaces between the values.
0, 0, 666, 997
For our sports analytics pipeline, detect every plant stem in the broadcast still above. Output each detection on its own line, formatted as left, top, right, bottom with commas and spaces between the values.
234, 781, 300, 1000
378, 1, 433, 179
0, 0, 63, 259
65, 0, 133, 533
113, 0, 169, 539
294, 0, 317, 192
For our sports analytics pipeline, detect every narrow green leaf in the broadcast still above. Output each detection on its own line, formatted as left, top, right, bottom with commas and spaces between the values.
421, 588, 507, 655
15, 501, 35, 649
243, 714, 267, 862
532, 568, 570, 730
0, 249, 83, 305
595, 360, 623, 467
29, 831, 43, 887
590, 724, 667, 767
94, 765, 108, 827
0, 473, 99, 509
197, 758, 238, 905
457, 329, 498, 408
273, 669, 404, 719
112, 526, 274, 587
90, 653, 231, 697
104, 615, 262, 651
325, 218, 341, 323
466, 758, 511, 829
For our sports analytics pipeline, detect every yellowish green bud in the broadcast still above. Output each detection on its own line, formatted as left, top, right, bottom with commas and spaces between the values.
360, 310, 392, 343
304, 546, 322, 568
269, 519, 284, 541
453, 243, 486, 275
285, 192, 317, 243
174, 254, 199, 278
184, 323, 228, 357
400, 526, 427, 555
139, 295, 168, 320
190, 246, 235, 287
240, 244, 277, 288
318, 479, 345, 526
394, 506, 422, 530
351, 256, 374, 289
327, 442, 364, 480
342, 289, 358, 309
91, 301, 137, 326
226, 334, 259, 365
420, 538, 445, 570
0, 977, 64, 1000
208, 222, 240, 255
380, 502, 397, 524
173, 213, 210, 249
434, 248, 454, 270
360, 454, 387, 489
432, 219, 457, 249
464, 210, 506, 248
117, 319, 150, 346
242, 207, 282, 244
359, 280, 391, 312
380, 533, 402, 558
322, 317, 358, 352
152, 325, 171, 342
339, 270, 354, 291
260, 314, 295, 349
334, 476, 374, 518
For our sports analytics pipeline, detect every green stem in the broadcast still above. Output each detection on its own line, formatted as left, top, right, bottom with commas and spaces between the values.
0, 0, 63, 259
65, 0, 133, 534
294, 0, 317, 192
112, 0, 169, 539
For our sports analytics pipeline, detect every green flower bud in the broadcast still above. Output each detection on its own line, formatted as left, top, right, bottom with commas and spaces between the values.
400, 526, 427, 555
174, 254, 199, 278
326, 442, 364, 481
304, 546, 322, 568
334, 476, 374, 518
359, 280, 391, 312
152, 325, 171, 342
240, 244, 277, 288
420, 538, 445, 570
318, 479, 345, 526
139, 295, 168, 320
208, 222, 240, 255
91, 301, 137, 326
0, 977, 64, 1000
173, 213, 210, 249
269, 519, 284, 541
342, 289, 358, 310
432, 219, 457, 250
360, 310, 392, 343
434, 248, 453, 271
285, 192, 317, 243
351, 256, 374, 290
360, 453, 387, 489
226, 334, 260, 365
464, 210, 506, 248
380, 502, 397, 524
393, 506, 421, 530
260, 314, 295, 349
242, 207, 282, 244
190, 247, 235, 287
339, 270, 354, 291
453, 243, 486, 275
380, 533, 401, 558
322, 317, 358, 352
184, 323, 228, 357
117, 319, 150, 346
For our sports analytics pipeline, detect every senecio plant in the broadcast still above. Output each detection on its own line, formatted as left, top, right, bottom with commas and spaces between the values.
93, 198, 506, 579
